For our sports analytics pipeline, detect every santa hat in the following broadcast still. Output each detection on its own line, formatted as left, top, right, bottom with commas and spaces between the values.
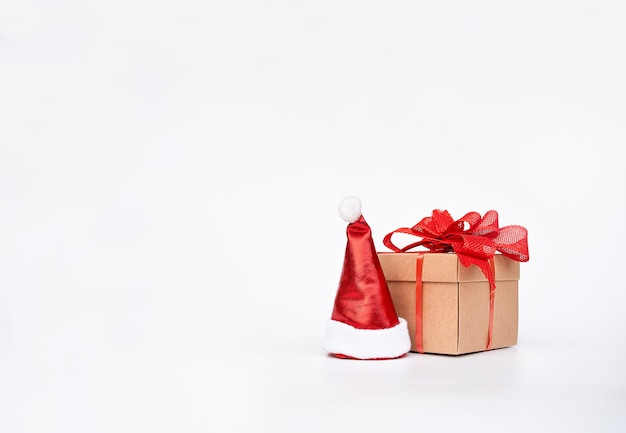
324, 196, 411, 360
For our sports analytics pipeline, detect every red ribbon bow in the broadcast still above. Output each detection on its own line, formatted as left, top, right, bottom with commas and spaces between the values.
383, 209, 529, 287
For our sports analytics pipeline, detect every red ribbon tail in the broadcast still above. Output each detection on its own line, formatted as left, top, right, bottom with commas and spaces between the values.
486, 258, 496, 350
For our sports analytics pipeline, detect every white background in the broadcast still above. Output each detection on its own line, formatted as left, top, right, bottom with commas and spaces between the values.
1, 1, 625, 432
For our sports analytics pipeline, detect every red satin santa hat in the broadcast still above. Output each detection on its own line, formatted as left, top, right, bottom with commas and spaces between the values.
324, 196, 411, 360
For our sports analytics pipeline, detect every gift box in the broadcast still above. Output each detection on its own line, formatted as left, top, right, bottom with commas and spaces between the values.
378, 252, 519, 355
378, 208, 529, 355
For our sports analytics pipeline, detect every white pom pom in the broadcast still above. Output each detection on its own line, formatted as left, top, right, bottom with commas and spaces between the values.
338, 196, 362, 223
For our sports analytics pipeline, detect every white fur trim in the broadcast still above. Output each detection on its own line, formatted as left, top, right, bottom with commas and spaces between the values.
324, 318, 411, 359
338, 196, 362, 223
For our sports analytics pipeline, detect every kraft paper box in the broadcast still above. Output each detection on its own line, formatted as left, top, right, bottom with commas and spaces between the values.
377, 252, 519, 355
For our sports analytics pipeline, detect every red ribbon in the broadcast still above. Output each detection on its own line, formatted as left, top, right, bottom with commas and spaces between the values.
384, 210, 529, 353
414, 253, 425, 353
383, 209, 529, 288
486, 257, 496, 350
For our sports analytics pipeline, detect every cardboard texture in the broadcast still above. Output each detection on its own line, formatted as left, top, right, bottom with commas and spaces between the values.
377, 252, 519, 355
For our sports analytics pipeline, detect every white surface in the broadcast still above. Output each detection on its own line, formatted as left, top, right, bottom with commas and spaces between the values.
1, 1, 625, 432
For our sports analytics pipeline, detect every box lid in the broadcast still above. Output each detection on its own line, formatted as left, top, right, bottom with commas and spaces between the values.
377, 252, 520, 282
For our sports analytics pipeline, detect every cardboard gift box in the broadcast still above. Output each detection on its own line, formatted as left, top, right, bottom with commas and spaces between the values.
377, 252, 519, 355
